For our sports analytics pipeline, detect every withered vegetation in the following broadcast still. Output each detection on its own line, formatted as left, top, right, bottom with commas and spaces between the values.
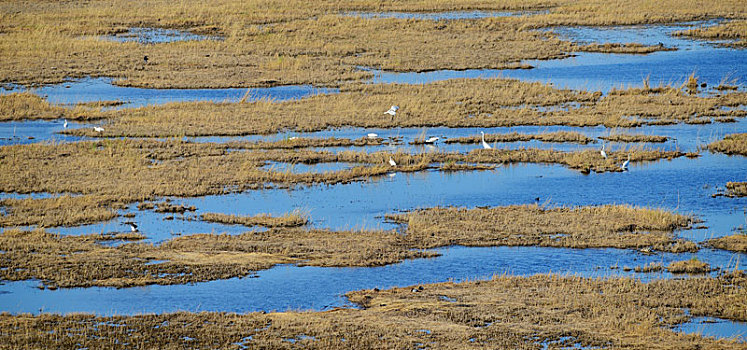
667, 258, 713, 274
1, 204, 698, 288
0, 139, 685, 227
387, 205, 698, 253
577, 42, 676, 54
707, 234, 747, 252
50, 80, 747, 137
443, 131, 594, 144
2, 273, 745, 348
599, 133, 670, 143
674, 19, 747, 47
200, 211, 309, 228
707, 133, 747, 156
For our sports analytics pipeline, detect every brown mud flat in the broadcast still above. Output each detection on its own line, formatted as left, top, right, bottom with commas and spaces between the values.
1, 204, 698, 288
1, 273, 745, 349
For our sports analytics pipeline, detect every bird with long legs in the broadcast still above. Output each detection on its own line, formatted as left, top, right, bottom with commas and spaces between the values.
480, 131, 491, 149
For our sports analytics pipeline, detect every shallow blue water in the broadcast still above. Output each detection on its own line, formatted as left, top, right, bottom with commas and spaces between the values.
1, 78, 337, 109
0, 245, 741, 316
101, 27, 219, 44
345, 10, 545, 21
675, 316, 746, 343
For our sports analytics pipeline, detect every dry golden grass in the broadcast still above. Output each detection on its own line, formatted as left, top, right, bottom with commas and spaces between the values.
674, 20, 747, 47
634, 261, 664, 273
0, 227, 434, 288
667, 258, 713, 274
443, 131, 594, 144
2, 273, 745, 349
577, 42, 676, 54
707, 234, 747, 252
599, 133, 670, 143
2, 0, 745, 88
387, 204, 697, 252
0, 139, 688, 227
48, 79, 745, 137
200, 211, 309, 228
707, 133, 747, 156
0, 93, 67, 121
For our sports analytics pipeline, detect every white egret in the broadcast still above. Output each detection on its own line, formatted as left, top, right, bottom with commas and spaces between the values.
600, 143, 607, 159
384, 105, 399, 116
63, 119, 68, 129
621, 154, 630, 171
288, 136, 298, 140
480, 131, 491, 149
424, 136, 439, 144
94, 126, 104, 133
389, 157, 397, 167
367, 133, 378, 139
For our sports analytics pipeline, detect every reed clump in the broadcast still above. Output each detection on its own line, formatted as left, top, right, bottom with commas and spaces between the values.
200, 211, 309, 228
443, 131, 594, 144
386, 204, 697, 252
707, 234, 747, 252
577, 42, 675, 54
3, 273, 744, 348
673, 19, 747, 47
707, 133, 747, 156
634, 261, 664, 273
667, 258, 713, 274
599, 133, 669, 143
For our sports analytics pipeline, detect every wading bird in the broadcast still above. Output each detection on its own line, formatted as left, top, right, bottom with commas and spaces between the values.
621, 154, 630, 171
63, 119, 68, 129
480, 131, 491, 149
126, 222, 138, 232
600, 143, 607, 159
94, 126, 104, 133
384, 105, 399, 117
143, 55, 149, 64
424, 136, 439, 144
389, 157, 397, 167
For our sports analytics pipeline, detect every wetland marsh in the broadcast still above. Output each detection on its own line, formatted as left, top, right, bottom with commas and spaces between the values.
1, 0, 746, 348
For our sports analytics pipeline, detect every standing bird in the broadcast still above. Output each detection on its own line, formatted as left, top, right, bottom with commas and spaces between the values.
63, 119, 68, 129
143, 55, 149, 64
94, 126, 105, 133
480, 131, 491, 149
600, 143, 607, 159
424, 136, 439, 144
384, 105, 399, 117
127, 222, 139, 232
621, 154, 630, 171
389, 157, 397, 167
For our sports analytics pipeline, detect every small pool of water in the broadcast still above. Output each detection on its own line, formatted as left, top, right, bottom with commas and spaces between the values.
101, 27, 220, 44
1, 78, 337, 109
675, 316, 746, 343
344, 10, 545, 21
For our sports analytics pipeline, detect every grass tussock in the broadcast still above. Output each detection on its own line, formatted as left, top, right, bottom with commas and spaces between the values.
599, 133, 669, 143
667, 258, 713, 274
444, 131, 594, 144
577, 42, 675, 54
387, 204, 697, 252
707, 133, 747, 156
200, 211, 309, 228
0, 195, 122, 227
707, 234, 747, 252
634, 261, 664, 273
713, 182, 747, 198
674, 20, 747, 47
3, 273, 745, 348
